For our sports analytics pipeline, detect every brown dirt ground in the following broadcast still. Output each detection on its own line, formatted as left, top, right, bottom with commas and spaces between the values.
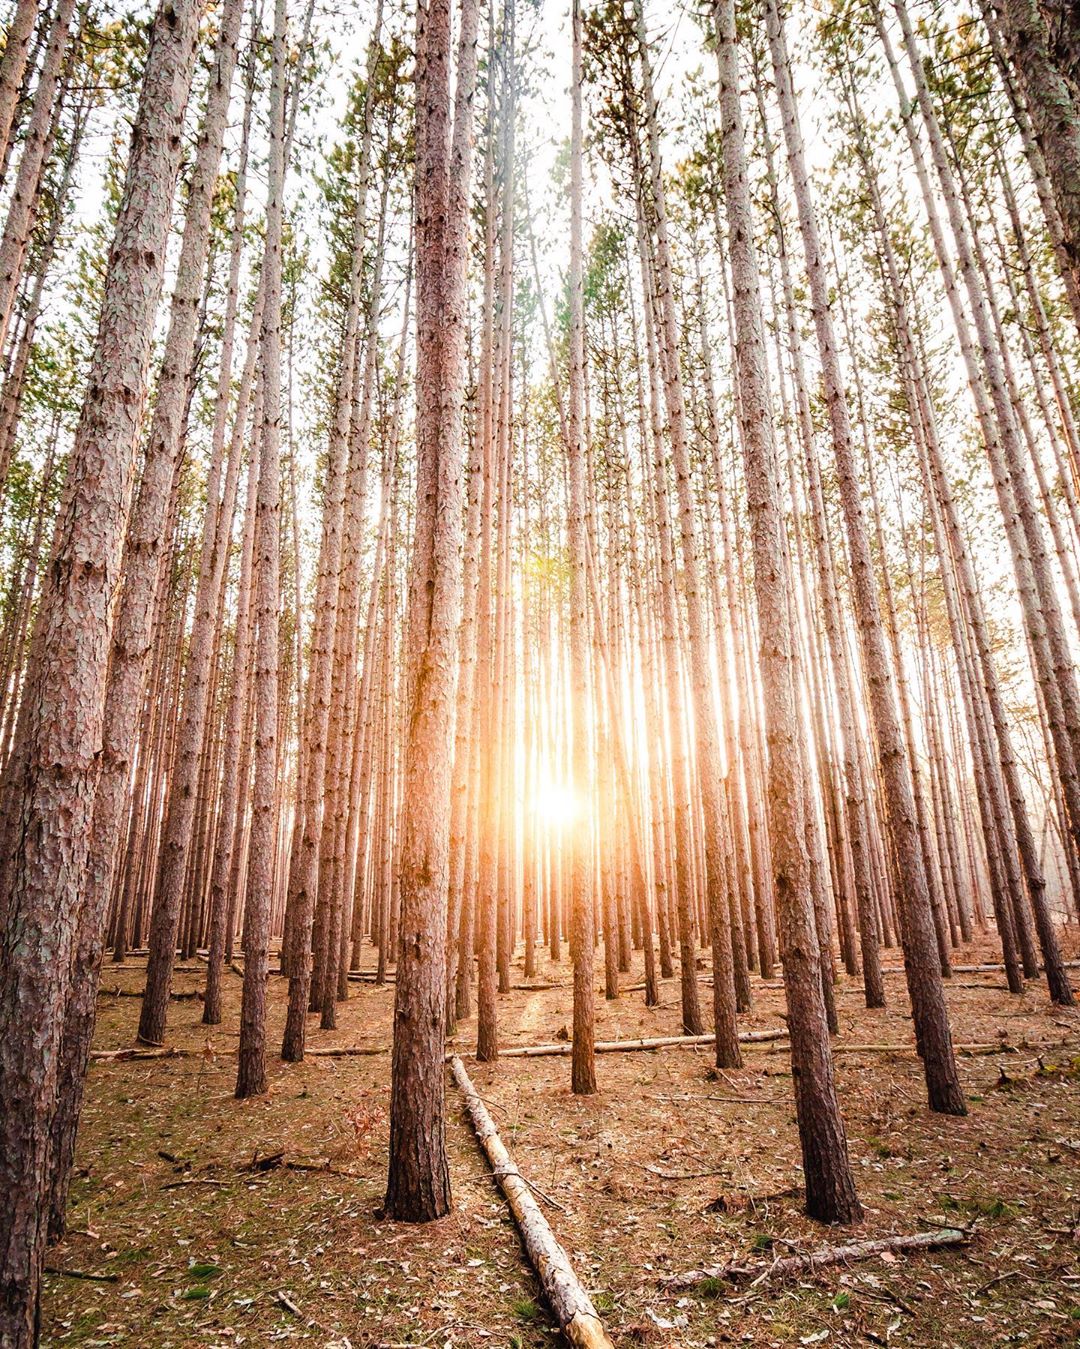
43, 929, 1080, 1349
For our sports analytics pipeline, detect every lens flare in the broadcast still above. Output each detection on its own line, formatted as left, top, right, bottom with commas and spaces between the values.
532, 777, 578, 829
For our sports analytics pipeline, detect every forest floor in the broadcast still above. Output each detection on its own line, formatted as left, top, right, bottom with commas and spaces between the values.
43, 930, 1080, 1349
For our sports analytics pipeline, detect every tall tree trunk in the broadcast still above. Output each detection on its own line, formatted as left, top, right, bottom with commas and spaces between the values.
385, 0, 479, 1221
711, 0, 861, 1225
281, 0, 383, 1053
47, 0, 246, 1221
566, 0, 596, 1097
765, 0, 964, 1115
235, 0, 287, 1101
0, 0, 77, 358
0, 0, 42, 176
992, 0, 1080, 304
0, 0, 200, 1337
634, 0, 742, 1066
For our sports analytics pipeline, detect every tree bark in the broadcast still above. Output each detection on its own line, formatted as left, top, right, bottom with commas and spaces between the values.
0, 0, 200, 1337
567, 0, 596, 1097
48, 0, 245, 1224
766, 0, 964, 1115
993, 0, 1080, 305
711, 0, 862, 1224
235, 0, 287, 1101
385, 0, 479, 1221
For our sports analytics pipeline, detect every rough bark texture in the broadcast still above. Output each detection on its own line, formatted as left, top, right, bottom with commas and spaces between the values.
0, 0, 77, 356
235, 0, 287, 1101
712, 0, 861, 1225
568, 0, 597, 1097
385, 0, 478, 1221
767, 0, 965, 1117
994, 0, 1080, 304
0, 0, 200, 1339
0, 0, 40, 175
48, 0, 245, 1235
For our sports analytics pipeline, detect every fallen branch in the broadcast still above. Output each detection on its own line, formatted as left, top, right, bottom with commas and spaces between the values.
489, 1028, 788, 1059
245, 1149, 285, 1171
283, 1160, 365, 1179
197, 952, 244, 980
449, 1054, 613, 1349
660, 1228, 970, 1290
89, 1047, 191, 1061
243, 1150, 364, 1179
642, 1163, 727, 1181
879, 961, 1080, 975
97, 987, 201, 1000
106, 963, 203, 972
305, 1044, 388, 1057
276, 1290, 304, 1319
745, 1040, 1029, 1057
44, 1266, 119, 1283
274, 1288, 338, 1339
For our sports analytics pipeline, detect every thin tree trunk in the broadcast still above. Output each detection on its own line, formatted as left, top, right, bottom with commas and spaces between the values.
766, 0, 964, 1114
567, 0, 596, 1097
235, 0, 287, 1101
711, 0, 861, 1224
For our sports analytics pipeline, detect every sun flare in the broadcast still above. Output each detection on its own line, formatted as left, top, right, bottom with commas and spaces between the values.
531, 777, 579, 830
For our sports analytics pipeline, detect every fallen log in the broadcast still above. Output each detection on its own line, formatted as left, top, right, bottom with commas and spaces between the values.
809, 1041, 1035, 1056
283, 1160, 365, 1178
743, 1040, 1030, 1057
105, 963, 204, 973
660, 1227, 970, 1290
491, 1028, 789, 1059
196, 952, 245, 981
97, 986, 201, 1000
449, 1055, 613, 1349
305, 1044, 388, 1057
878, 961, 1080, 975
89, 1047, 191, 1061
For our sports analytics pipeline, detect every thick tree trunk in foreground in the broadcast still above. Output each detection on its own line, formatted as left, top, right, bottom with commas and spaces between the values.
48, 0, 246, 1231
0, 0, 200, 1338
385, 0, 478, 1221
711, 0, 861, 1225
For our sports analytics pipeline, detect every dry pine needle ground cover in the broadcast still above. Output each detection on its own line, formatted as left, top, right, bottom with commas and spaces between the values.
43, 931, 1080, 1349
